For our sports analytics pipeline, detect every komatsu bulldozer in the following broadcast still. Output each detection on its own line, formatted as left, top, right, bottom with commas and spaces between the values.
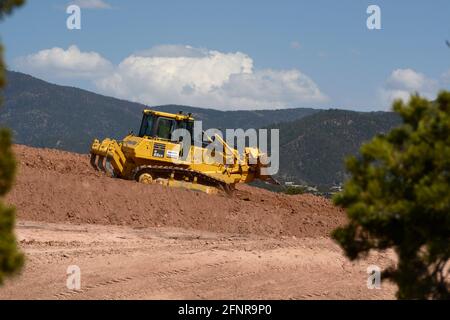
90, 109, 277, 194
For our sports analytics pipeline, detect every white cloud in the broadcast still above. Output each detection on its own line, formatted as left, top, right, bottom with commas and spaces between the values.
70, 0, 111, 9
15, 44, 328, 110
16, 45, 113, 79
95, 45, 327, 109
380, 68, 439, 106
386, 69, 428, 91
214, 69, 326, 109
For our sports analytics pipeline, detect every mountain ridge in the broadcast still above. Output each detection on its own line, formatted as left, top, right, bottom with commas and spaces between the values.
1, 70, 401, 188
1, 70, 318, 151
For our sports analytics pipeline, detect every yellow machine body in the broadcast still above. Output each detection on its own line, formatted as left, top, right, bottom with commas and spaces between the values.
90, 109, 276, 194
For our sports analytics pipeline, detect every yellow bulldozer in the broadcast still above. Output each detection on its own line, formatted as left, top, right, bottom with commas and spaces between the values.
90, 109, 277, 194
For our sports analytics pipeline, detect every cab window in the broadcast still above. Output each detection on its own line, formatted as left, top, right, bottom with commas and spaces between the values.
139, 114, 155, 137
156, 117, 176, 140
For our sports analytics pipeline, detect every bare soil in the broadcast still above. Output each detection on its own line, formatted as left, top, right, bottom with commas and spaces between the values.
0, 145, 396, 299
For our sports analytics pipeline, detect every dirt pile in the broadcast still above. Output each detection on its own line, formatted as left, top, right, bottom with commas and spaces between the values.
7, 145, 346, 238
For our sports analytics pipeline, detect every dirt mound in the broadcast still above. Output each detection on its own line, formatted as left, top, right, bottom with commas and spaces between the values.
7, 145, 346, 238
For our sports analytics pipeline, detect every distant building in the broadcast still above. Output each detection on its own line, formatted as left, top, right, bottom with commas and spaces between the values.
330, 185, 343, 193
305, 186, 318, 193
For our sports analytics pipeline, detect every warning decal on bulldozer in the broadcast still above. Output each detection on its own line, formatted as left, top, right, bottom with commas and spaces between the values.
153, 143, 165, 158
166, 150, 179, 159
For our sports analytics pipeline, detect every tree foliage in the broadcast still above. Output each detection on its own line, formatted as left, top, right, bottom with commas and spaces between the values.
284, 186, 306, 195
0, 0, 25, 284
333, 92, 450, 299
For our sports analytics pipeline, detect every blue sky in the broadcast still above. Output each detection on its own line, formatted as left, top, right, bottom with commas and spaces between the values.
2, 0, 450, 110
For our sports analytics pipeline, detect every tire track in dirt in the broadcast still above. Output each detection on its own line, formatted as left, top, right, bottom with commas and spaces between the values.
1, 221, 396, 300
53, 259, 240, 299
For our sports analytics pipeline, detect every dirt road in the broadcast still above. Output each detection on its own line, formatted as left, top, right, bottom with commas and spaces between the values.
0, 221, 395, 299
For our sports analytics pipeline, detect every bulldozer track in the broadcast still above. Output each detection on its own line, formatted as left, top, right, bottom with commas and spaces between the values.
90, 150, 236, 194
132, 165, 235, 194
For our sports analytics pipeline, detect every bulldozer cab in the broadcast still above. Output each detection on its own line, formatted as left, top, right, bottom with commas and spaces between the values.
138, 110, 195, 142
